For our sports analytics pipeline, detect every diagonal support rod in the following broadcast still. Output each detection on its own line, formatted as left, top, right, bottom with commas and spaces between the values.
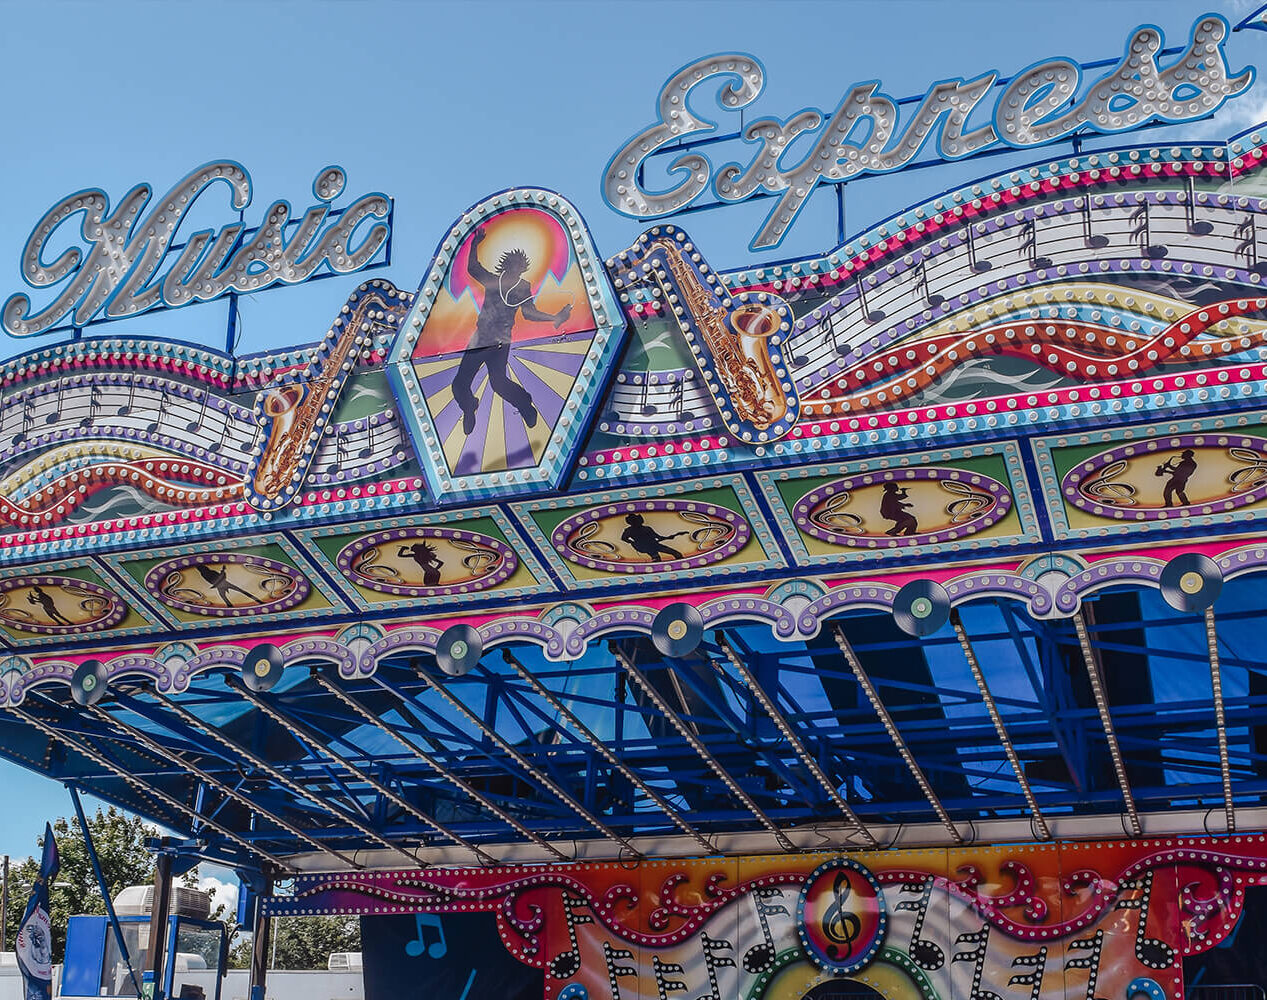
612, 642, 794, 851
151, 692, 420, 866
499, 649, 715, 853
411, 660, 640, 857
227, 677, 495, 865
831, 625, 963, 844
1205, 607, 1236, 833
311, 670, 566, 861
6, 705, 294, 872
949, 611, 1051, 840
715, 635, 877, 848
91, 703, 360, 869
1071, 610, 1142, 837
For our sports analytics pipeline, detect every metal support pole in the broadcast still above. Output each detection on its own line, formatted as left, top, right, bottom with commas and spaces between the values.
411, 660, 640, 857
715, 635, 878, 848
69, 785, 142, 997
498, 650, 717, 854
93, 705, 359, 869
949, 611, 1052, 840
147, 853, 173, 1000
1205, 608, 1236, 833
2, 853, 8, 951
1071, 611, 1141, 837
226, 677, 492, 865
831, 626, 964, 844
314, 671, 566, 861
611, 642, 794, 851
247, 878, 273, 1000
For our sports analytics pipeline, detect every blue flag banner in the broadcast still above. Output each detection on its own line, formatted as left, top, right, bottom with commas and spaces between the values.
16, 824, 58, 1000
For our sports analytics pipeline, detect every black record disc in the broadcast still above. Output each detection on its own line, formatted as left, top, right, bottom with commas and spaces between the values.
241, 643, 286, 692
71, 659, 108, 707
1160, 553, 1222, 612
652, 603, 704, 658
436, 624, 483, 677
892, 580, 951, 637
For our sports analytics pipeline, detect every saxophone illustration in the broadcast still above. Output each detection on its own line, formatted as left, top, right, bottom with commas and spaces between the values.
252, 291, 391, 500
641, 237, 789, 430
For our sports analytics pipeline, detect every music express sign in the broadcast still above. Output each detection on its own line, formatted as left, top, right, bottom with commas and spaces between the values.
603, 14, 1255, 250
2, 162, 391, 336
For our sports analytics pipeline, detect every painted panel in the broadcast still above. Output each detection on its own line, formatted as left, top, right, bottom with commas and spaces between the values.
512, 477, 783, 588
0, 559, 155, 645
266, 837, 1267, 1000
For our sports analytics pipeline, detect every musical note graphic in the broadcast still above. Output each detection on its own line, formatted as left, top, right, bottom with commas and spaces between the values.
117, 381, 136, 417
80, 385, 102, 428
404, 912, 447, 959
602, 942, 637, 1000
669, 378, 693, 422
941, 480, 996, 524
809, 490, 864, 535
1236, 215, 1258, 269
822, 871, 862, 962
640, 378, 656, 417
1065, 929, 1108, 1000
335, 429, 349, 470
676, 509, 735, 551
1018, 219, 1053, 269
1129, 202, 1165, 258
359, 421, 376, 460
548, 893, 594, 979
146, 390, 169, 433
1008, 947, 1048, 1000
1114, 872, 1175, 970
914, 258, 944, 308
952, 926, 1003, 1000
965, 223, 992, 273
895, 878, 944, 970
1081, 459, 1137, 507
698, 932, 735, 1000
186, 389, 210, 433
570, 520, 617, 556
743, 887, 788, 974
1081, 197, 1110, 249
1185, 176, 1214, 236
855, 276, 885, 323
651, 956, 687, 1000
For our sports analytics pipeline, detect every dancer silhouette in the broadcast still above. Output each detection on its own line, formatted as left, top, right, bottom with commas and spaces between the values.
194, 564, 259, 608
398, 542, 444, 587
452, 227, 572, 435
27, 584, 71, 626
621, 513, 687, 561
1157, 449, 1197, 506
880, 483, 919, 536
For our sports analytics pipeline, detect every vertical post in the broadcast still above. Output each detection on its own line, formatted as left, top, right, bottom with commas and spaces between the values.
147, 854, 173, 1000
836, 184, 846, 245
248, 880, 274, 1000
70, 786, 142, 996
2, 853, 8, 950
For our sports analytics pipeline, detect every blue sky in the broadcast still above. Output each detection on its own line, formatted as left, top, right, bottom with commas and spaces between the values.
0, 0, 1265, 865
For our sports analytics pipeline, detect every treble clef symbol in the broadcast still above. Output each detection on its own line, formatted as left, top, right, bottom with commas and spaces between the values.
570, 520, 617, 556
822, 871, 861, 961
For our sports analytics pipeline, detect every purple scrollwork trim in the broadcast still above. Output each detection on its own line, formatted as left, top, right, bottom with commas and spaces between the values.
944, 572, 1053, 616
337, 527, 517, 598
796, 468, 1012, 548
147, 554, 310, 618
565, 607, 658, 659
797, 584, 899, 638
700, 596, 798, 640
551, 499, 750, 574
1052, 559, 1165, 614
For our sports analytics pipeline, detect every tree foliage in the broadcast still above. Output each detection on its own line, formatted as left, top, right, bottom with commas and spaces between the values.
268, 915, 360, 971
3, 807, 157, 962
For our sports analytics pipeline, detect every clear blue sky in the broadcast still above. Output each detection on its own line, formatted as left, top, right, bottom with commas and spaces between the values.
0, 0, 1264, 864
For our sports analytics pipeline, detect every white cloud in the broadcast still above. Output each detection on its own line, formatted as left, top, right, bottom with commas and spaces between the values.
197, 874, 240, 921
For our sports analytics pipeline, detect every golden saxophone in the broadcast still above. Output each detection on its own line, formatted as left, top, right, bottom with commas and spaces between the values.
643, 239, 788, 430
252, 293, 387, 499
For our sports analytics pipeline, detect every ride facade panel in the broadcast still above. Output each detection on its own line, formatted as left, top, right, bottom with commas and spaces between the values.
5, 13, 1267, 1000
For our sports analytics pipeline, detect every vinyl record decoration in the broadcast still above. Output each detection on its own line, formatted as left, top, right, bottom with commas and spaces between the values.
652, 602, 704, 658
436, 624, 483, 677
892, 580, 951, 637
241, 643, 286, 692
71, 659, 108, 707
1160, 553, 1223, 612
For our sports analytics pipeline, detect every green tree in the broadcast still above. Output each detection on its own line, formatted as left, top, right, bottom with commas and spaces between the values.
3, 807, 158, 962
268, 915, 360, 971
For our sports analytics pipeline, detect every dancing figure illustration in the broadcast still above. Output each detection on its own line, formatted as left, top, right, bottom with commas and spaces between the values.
621, 513, 687, 561
27, 585, 71, 626
452, 227, 572, 434
194, 563, 260, 608
398, 541, 444, 587
880, 483, 919, 536
1156, 449, 1197, 506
